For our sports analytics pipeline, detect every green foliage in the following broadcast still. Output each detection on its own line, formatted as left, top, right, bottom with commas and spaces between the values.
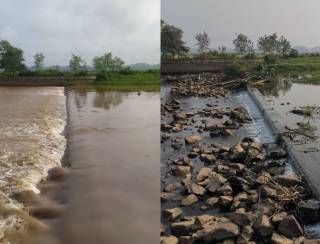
224, 61, 246, 78
195, 31, 210, 53
93, 52, 125, 80
161, 20, 189, 57
288, 49, 299, 58
233, 34, 254, 56
69, 54, 87, 73
34, 52, 45, 70
263, 54, 278, 65
94, 70, 160, 86
257, 33, 279, 54
0, 40, 25, 75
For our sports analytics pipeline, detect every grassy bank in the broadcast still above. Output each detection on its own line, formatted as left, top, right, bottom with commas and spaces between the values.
267, 57, 320, 84
94, 70, 160, 86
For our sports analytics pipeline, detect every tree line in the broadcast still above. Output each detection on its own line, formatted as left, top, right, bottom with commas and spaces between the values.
161, 20, 299, 58
0, 40, 125, 78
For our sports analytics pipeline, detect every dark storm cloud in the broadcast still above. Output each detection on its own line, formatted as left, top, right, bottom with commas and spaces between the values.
162, 0, 320, 50
0, 0, 160, 66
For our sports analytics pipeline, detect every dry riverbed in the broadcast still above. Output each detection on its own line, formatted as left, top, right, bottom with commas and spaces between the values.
161, 73, 320, 243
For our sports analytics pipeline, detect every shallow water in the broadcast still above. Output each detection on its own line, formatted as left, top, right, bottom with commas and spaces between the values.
47, 88, 160, 244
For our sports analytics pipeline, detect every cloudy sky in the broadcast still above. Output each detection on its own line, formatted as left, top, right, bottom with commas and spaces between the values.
162, 0, 320, 50
0, 0, 160, 66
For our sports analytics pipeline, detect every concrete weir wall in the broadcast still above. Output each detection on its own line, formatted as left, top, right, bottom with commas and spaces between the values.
247, 87, 320, 199
0, 76, 95, 86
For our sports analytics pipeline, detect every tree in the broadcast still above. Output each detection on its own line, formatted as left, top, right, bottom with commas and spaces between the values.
69, 54, 87, 72
257, 33, 279, 54
218, 45, 226, 54
161, 20, 189, 56
276, 35, 292, 56
34, 52, 45, 70
233, 34, 254, 55
195, 31, 210, 53
0, 40, 25, 74
93, 52, 125, 79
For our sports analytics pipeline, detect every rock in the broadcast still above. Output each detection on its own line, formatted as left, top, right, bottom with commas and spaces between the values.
216, 184, 233, 196
173, 166, 191, 177
237, 225, 253, 244
178, 236, 192, 244
196, 167, 212, 182
221, 129, 236, 136
271, 212, 287, 225
181, 194, 199, 206
253, 214, 274, 237
47, 167, 67, 181
219, 196, 233, 208
161, 192, 182, 202
297, 199, 320, 224
185, 135, 203, 144
194, 215, 215, 229
269, 147, 287, 159
229, 143, 246, 162
278, 215, 303, 238
250, 141, 263, 152
174, 112, 187, 121
271, 232, 293, 244
274, 175, 301, 187
200, 154, 216, 163
228, 211, 251, 227
161, 236, 179, 244
162, 208, 183, 221
171, 220, 197, 236
191, 183, 206, 196
199, 222, 240, 242
261, 185, 277, 198
206, 175, 226, 193
164, 182, 182, 192
205, 197, 219, 207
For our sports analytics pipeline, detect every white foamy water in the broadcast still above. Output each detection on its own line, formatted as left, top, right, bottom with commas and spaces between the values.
0, 87, 66, 235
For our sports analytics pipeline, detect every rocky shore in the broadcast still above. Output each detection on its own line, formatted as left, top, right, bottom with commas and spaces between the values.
161, 74, 320, 243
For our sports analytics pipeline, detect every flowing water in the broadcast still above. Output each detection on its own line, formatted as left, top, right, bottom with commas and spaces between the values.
45, 88, 160, 244
0, 87, 66, 240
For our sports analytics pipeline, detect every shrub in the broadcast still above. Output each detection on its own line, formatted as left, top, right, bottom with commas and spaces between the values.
224, 61, 246, 78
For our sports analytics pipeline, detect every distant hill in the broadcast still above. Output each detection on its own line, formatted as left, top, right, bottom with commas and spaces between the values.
294, 46, 320, 53
129, 63, 160, 70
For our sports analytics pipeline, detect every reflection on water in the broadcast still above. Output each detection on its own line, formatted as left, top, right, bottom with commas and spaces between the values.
48, 88, 160, 244
257, 78, 293, 97
260, 82, 320, 142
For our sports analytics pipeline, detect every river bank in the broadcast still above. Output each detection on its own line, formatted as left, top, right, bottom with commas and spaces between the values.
161, 74, 320, 243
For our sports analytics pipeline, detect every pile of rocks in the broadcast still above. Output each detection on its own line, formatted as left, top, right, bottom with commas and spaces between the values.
161, 137, 320, 243
169, 73, 228, 98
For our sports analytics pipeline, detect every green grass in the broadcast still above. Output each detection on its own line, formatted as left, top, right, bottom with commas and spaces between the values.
94, 71, 160, 86
270, 57, 320, 84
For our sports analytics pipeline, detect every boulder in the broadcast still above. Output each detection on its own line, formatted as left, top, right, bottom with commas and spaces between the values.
196, 167, 212, 182
261, 185, 277, 198
162, 208, 183, 221
185, 135, 203, 144
219, 196, 233, 208
199, 222, 240, 242
194, 215, 215, 229
271, 212, 287, 225
161, 236, 179, 244
181, 194, 199, 206
237, 225, 253, 244
271, 232, 293, 244
274, 175, 301, 187
269, 147, 287, 159
171, 220, 197, 236
229, 143, 246, 162
191, 183, 206, 196
253, 214, 274, 237
204, 197, 218, 208
164, 182, 182, 192
173, 166, 191, 177
227, 211, 251, 227
200, 154, 216, 163
278, 215, 303, 238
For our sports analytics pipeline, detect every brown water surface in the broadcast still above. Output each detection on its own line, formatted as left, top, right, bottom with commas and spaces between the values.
47, 88, 160, 244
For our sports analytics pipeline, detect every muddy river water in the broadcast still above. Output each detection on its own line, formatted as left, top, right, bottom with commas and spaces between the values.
0, 87, 160, 244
